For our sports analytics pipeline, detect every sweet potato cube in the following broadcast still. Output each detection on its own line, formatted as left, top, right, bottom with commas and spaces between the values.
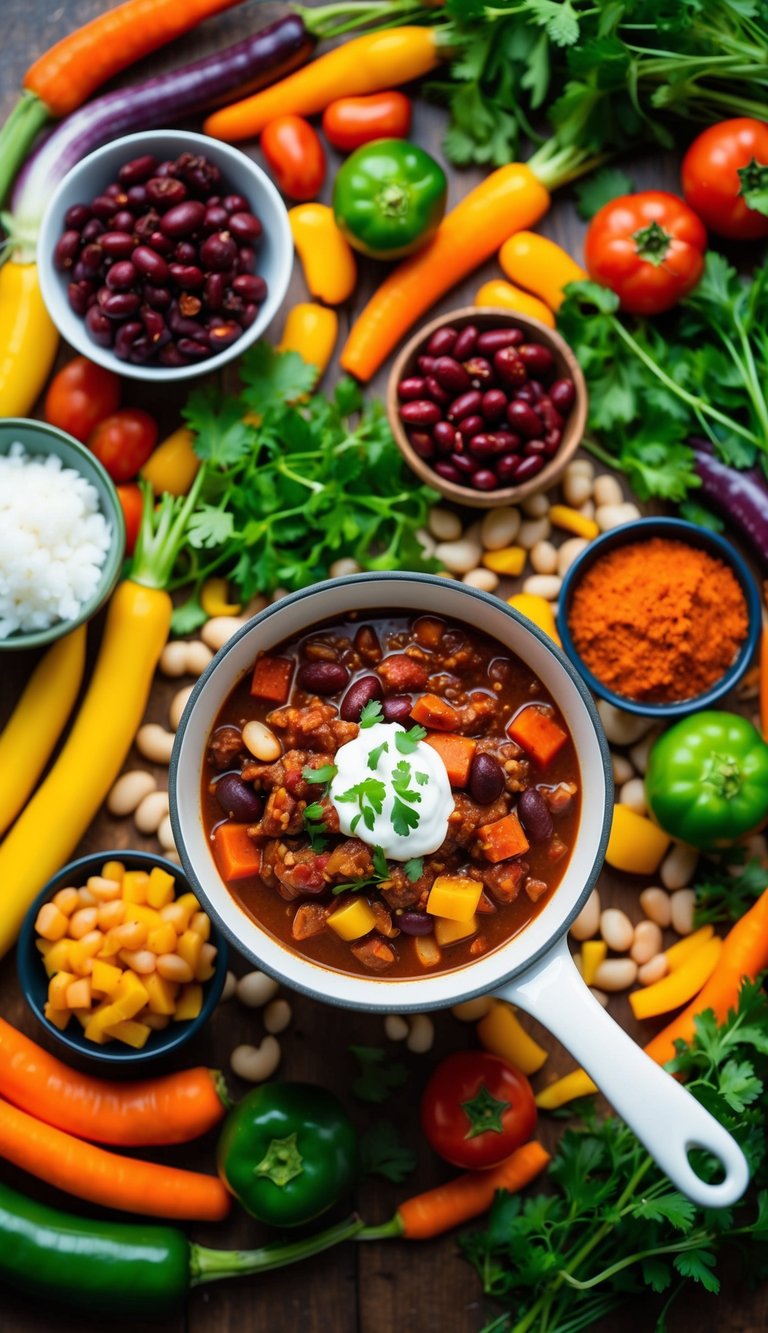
65, 977, 92, 1010
424, 733, 476, 786
121, 870, 149, 904
44, 1002, 72, 1031
147, 922, 178, 955
427, 875, 483, 923
213, 824, 261, 881
477, 812, 530, 863
174, 983, 203, 1021
507, 706, 567, 767
122, 902, 161, 928
68, 932, 103, 977
147, 866, 176, 908
112, 972, 150, 1019
141, 1010, 171, 1031
251, 655, 294, 704
40, 938, 72, 977
144, 972, 179, 1016
90, 959, 124, 998
103, 1019, 152, 1049
410, 693, 460, 732
83, 1014, 110, 1045
177, 929, 203, 973
101, 860, 125, 884
434, 915, 478, 946
48, 971, 76, 1010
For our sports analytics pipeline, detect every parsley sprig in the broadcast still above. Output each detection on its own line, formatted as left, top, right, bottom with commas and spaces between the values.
301, 763, 338, 850
336, 777, 386, 835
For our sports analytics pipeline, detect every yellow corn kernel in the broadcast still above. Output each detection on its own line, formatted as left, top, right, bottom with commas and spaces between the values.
97, 900, 125, 931
44, 1002, 72, 1032
90, 959, 123, 997
103, 1019, 152, 1049
434, 915, 478, 947
477, 999, 548, 1074
483, 546, 527, 577
35, 902, 69, 941
68, 906, 98, 939
548, 504, 599, 541
69, 931, 104, 976
87, 876, 121, 902
122, 903, 161, 928
144, 972, 179, 1015
177, 929, 203, 972
606, 805, 671, 876
48, 971, 76, 1009
147, 922, 178, 955
101, 860, 125, 883
147, 866, 176, 909
175, 983, 203, 1021
664, 924, 714, 971
52, 887, 80, 917
580, 940, 608, 987
189, 911, 211, 941
427, 874, 483, 923
507, 593, 561, 646
195, 942, 218, 982
121, 870, 150, 904
536, 1068, 597, 1109
65, 977, 92, 1010
40, 938, 72, 976
327, 898, 377, 941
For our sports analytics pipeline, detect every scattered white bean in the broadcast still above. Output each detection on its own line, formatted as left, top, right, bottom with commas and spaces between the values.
570, 888, 601, 941
264, 998, 292, 1034
159, 641, 191, 677
463, 568, 499, 593
136, 723, 175, 765
157, 814, 176, 853
631, 920, 664, 965
107, 770, 157, 817
451, 996, 493, 1022
557, 537, 588, 577
595, 501, 642, 532
415, 529, 437, 559
270, 587, 289, 604
628, 727, 661, 775
597, 700, 653, 745
236, 970, 280, 1008
164, 850, 181, 865
593, 474, 624, 507
522, 492, 550, 518
660, 843, 698, 892
600, 907, 634, 952
429, 507, 463, 542
638, 954, 669, 986
565, 458, 594, 480
522, 574, 561, 601
434, 538, 483, 575
611, 753, 635, 786
134, 789, 170, 835
201, 616, 246, 651
530, 540, 558, 575
593, 957, 638, 991
480, 506, 521, 551
639, 887, 672, 928
577, 499, 595, 520
406, 1013, 435, 1054
670, 889, 695, 936
186, 640, 214, 676
169, 685, 194, 732
220, 970, 237, 1003
619, 777, 647, 816
231, 1038, 281, 1083
385, 1014, 410, 1041
589, 988, 609, 1007
518, 516, 551, 550
242, 720, 282, 762
562, 470, 593, 508
329, 557, 362, 578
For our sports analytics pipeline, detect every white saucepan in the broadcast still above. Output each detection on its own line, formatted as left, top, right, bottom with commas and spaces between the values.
170, 573, 748, 1207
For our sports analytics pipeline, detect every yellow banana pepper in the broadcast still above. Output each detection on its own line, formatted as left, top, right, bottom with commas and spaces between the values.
140, 427, 200, 497
289, 205, 357, 306
477, 999, 548, 1075
200, 578, 241, 617
475, 279, 555, 328
0, 260, 59, 416
498, 232, 587, 310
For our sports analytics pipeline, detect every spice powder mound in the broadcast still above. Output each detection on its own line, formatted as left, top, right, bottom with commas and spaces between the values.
567, 536, 749, 704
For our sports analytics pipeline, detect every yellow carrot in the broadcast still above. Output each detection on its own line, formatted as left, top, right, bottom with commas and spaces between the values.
498, 232, 587, 309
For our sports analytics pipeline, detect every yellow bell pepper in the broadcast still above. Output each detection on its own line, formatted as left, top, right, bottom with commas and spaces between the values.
0, 259, 59, 417
580, 940, 607, 987
630, 936, 722, 1021
278, 303, 338, 382
426, 874, 483, 922
434, 914, 478, 946
103, 1018, 151, 1049
664, 924, 715, 971
147, 866, 176, 909
289, 205, 357, 305
548, 504, 599, 541
477, 999, 548, 1074
174, 983, 203, 1021
507, 593, 561, 646
498, 232, 587, 310
201, 578, 241, 618
606, 804, 671, 875
474, 278, 556, 328
327, 897, 377, 940
140, 427, 200, 497
483, 546, 527, 576
536, 1068, 597, 1109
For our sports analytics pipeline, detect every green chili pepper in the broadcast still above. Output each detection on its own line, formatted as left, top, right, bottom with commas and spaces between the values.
645, 711, 768, 850
217, 1083, 357, 1227
332, 139, 447, 259
0, 1178, 363, 1315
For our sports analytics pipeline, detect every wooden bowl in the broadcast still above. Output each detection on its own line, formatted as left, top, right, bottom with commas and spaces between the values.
387, 307, 588, 509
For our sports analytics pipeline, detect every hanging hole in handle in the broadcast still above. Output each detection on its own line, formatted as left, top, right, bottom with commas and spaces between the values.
687, 1144, 727, 1187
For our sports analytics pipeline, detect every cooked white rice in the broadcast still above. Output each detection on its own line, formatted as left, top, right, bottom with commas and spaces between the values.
0, 442, 111, 638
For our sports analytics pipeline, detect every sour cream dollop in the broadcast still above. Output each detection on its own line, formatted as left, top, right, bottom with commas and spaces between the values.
329, 721, 453, 862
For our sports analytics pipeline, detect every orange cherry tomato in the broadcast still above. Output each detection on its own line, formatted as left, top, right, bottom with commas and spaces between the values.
322, 92, 412, 153
584, 191, 707, 315
116, 483, 143, 556
44, 356, 121, 443
87, 409, 158, 482
682, 118, 768, 241
260, 115, 326, 201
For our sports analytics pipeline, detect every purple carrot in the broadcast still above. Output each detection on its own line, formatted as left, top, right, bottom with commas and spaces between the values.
692, 437, 768, 570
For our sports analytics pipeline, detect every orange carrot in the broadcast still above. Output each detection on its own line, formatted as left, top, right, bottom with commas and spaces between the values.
477, 812, 530, 863
0, 1096, 229, 1220
424, 733, 477, 786
393, 1141, 550, 1239
251, 655, 294, 703
24, 0, 246, 118
213, 823, 262, 881
507, 705, 568, 767
341, 165, 550, 381
410, 694, 459, 731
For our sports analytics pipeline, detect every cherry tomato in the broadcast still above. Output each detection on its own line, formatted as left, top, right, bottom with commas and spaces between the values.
87, 409, 158, 482
322, 92, 412, 153
44, 356, 121, 443
584, 191, 707, 315
682, 118, 768, 241
420, 1051, 536, 1171
261, 115, 325, 201
116, 483, 143, 557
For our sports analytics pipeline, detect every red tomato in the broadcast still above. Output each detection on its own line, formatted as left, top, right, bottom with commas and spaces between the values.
420, 1051, 536, 1171
44, 356, 121, 443
584, 191, 707, 315
116, 483, 143, 557
88, 409, 158, 482
682, 118, 768, 241
260, 116, 326, 201
322, 92, 412, 153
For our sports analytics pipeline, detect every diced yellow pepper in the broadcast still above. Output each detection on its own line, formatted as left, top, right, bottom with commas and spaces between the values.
434, 915, 478, 947
111, 972, 150, 1019
535, 1068, 597, 1110
327, 898, 377, 941
44, 1002, 72, 1031
83, 1013, 110, 1044
606, 804, 671, 875
98, 929, 124, 959
35, 902, 69, 941
174, 983, 203, 1021
147, 922, 178, 955
507, 593, 561, 646
90, 959, 123, 997
103, 1019, 152, 1049
122, 903, 162, 928
548, 504, 599, 541
48, 971, 76, 1009
426, 874, 483, 923
141, 1010, 171, 1031
65, 977, 92, 1010
664, 924, 714, 971
72, 1009, 92, 1029
147, 866, 176, 909
101, 860, 125, 883
40, 938, 72, 976
177, 929, 203, 972
143, 972, 179, 1016
580, 940, 608, 987
121, 870, 149, 903
630, 937, 722, 1021
482, 546, 527, 577
477, 999, 548, 1074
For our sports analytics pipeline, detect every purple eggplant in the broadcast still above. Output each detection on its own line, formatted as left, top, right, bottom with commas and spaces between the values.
691, 437, 768, 570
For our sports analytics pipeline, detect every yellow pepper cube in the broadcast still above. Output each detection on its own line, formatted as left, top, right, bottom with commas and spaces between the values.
143, 972, 179, 1016
65, 977, 92, 1010
121, 870, 150, 904
103, 1019, 152, 1050
40, 938, 72, 977
506, 593, 561, 646
174, 983, 203, 1021
48, 971, 76, 1009
35, 902, 69, 941
177, 929, 203, 973
82, 1014, 110, 1045
72, 1009, 92, 1029
147, 866, 176, 909
122, 903, 161, 928
141, 1011, 171, 1031
434, 915, 478, 947
427, 875, 483, 923
101, 860, 125, 883
69, 932, 103, 977
477, 1000, 548, 1075
90, 959, 124, 998
548, 504, 599, 541
327, 898, 376, 941
580, 940, 608, 987
44, 1002, 72, 1032
147, 922, 178, 956
483, 546, 527, 577
606, 804, 671, 875
112, 972, 150, 1019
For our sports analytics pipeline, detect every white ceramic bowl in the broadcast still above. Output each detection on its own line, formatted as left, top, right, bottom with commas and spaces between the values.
37, 129, 293, 382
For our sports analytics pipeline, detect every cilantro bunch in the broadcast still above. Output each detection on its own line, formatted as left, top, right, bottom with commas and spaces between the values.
462, 978, 768, 1333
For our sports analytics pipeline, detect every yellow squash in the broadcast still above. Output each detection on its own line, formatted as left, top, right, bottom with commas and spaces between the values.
0, 260, 59, 416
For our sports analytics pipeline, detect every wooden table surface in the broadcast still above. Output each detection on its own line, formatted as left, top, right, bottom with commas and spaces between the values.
2, 4, 767, 1330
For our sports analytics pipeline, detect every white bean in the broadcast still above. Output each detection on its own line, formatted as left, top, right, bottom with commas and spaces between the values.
134, 790, 170, 835
589, 987, 609, 1007
157, 814, 176, 853
600, 907, 634, 952
631, 920, 663, 965
660, 843, 698, 892
242, 720, 282, 762
236, 970, 280, 1008
186, 641, 214, 676
159, 641, 191, 677
220, 970, 237, 1003
596, 501, 642, 532
169, 686, 194, 732
639, 887, 672, 928
107, 770, 157, 817
201, 616, 246, 651
570, 888, 601, 941
593, 958, 638, 991
522, 574, 561, 600
565, 458, 594, 480
429, 507, 463, 542
628, 728, 661, 775
231, 1038, 281, 1083
329, 557, 362, 578
563, 470, 593, 508
416, 529, 437, 559
593, 474, 624, 507
434, 538, 483, 575
164, 850, 181, 865
264, 998, 292, 1034
638, 954, 668, 986
578, 499, 595, 520
530, 540, 558, 574
597, 700, 653, 745
611, 753, 635, 786
480, 506, 521, 551
670, 889, 695, 936
557, 537, 588, 577
385, 1014, 409, 1041
451, 996, 492, 1022
522, 492, 549, 518
518, 517, 551, 550
463, 568, 499, 593
136, 723, 175, 765
619, 777, 647, 816
406, 1013, 435, 1054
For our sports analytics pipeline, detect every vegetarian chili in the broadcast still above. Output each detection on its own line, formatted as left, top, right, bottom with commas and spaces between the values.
201, 613, 580, 978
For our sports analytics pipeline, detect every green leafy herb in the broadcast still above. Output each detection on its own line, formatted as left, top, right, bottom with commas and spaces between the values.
360, 1121, 417, 1183
575, 166, 633, 220
350, 1046, 408, 1104
360, 700, 384, 729
391, 760, 423, 805
404, 857, 424, 883
331, 845, 391, 896
367, 741, 389, 771
302, 764, 338, 785
395, 724, 428, 755
303, 801, 329, 852
336, 777, 386, 834
694, 857, 767, 928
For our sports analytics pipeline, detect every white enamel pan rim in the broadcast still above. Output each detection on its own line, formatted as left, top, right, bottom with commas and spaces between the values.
169, 572, 613, 1013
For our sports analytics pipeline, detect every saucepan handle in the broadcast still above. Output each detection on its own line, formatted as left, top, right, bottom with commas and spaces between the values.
497, 934, 749, 1208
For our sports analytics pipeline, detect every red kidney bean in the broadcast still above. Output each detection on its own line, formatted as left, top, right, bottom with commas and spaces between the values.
477, 326, 524, 354
518, 343, 554, 377
143, 284, 171, 310
241, 303, 259, 329
496, 454, 521, 483
118, 154, 158, 187
174, 241, 197, 264
160, 200, 206, 237
82, 218, 104, 241
65, 204, 91, 230
297, 662, 350, 695
90, 194, 119, 220
203, 273, 226, 309
98, 289, 140, 319
468, 434, 498, 460
408, 431, 434, 460
125, 185, 148, 212
451, 452, 477, 476
208, 320, 244, 351
169, 263, 205, 290
223, 290, 244, 317
463, 357, 494, 387
237, 245, 257, 275
479, 391, 505, 424
79, 243, 104, 274
398, 377, 427, 402
168, 305, 206, 338
494, 346, 527, 387
447, 390, 482, 423
133, 211, 160, 239
70, 261, 91, 283
513, 455, 545, 483
100, 231, 135, 259
538, 398, 563, 433
140, 307, 167, 342
514, 384, 535, 404
423, 376, 448, 406
434, 461, 462, 484
518, 788, 553, 842
67, 281, 92, 315
54, 231, 81, 270
146, 177, 187, 208
105, 261, 137, 291
222, 194, 250, 214
544, 430, 562, 456
398, 912, 434, 936
148, 230, 174, 256
204, 205, 230, 232
228, 212, 262, 243
232, 273, 267, 303
416, 355, 436, 376
215, 774, 264, 823
114, 320, 145, 360
131, 246, 167, 282
528, 380, 544, 402
433, 356, 471, 395
200, 232, 238, 271
340, 674, 384, 721
426, 325, 457, 357
155, 160, 177, 178
84, 305, 113, 345
452, 325, 478, 360
177, 337, 213, 360
104, 183, 123, 200
493, 431, 521, 452
433, 420, 459, 453
525, 439, 547, 456
458, 414, 485, 439
400, 400, 442, 427
111, 210, 135, 233
468, 752, 505, 804
472, 469, 498, 491
382, 695, 413, 723
159, 343, 189, 367
507, 400, 542, 437
550, 378, 576, 413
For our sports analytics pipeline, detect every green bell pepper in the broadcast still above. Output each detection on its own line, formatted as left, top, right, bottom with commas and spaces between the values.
217, 1083, 357, 1227
645, 710, 768, 850
332, 138, 447, 259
